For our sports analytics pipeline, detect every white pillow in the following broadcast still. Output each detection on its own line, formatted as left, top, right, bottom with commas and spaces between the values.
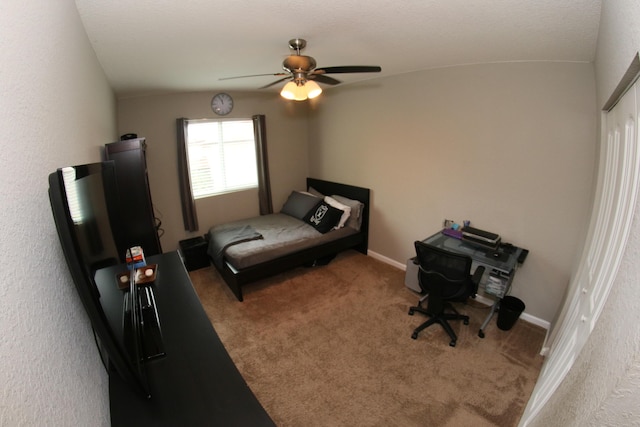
324, 196, 351, 229
331, 195, 364, 231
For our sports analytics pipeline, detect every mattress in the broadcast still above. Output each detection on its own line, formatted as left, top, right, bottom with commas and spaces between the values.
207, 213, 358, 270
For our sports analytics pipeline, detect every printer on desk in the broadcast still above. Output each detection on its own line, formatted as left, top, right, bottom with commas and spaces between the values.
461, 226, 501, 249
460, 226, 530, 264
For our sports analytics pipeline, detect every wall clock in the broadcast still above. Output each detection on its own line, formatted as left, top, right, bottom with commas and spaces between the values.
211, 93, 234, 116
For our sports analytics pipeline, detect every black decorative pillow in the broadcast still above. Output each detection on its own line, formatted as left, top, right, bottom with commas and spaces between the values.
280, 191, 322, 220
303, 201, 343, 233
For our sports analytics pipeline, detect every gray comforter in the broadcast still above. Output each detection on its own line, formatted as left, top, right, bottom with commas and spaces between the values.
207, 213, 357, 270
207, 224, 263, 269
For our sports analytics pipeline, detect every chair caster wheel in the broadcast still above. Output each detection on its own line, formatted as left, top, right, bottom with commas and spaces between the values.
408, 309, 414, 315
411, 332, 418, 340
478, 330, 485, 339
463, 318, 469, 325
449, 340, 456, 347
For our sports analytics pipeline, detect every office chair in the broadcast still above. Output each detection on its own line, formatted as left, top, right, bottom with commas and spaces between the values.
408, 241, 485, 347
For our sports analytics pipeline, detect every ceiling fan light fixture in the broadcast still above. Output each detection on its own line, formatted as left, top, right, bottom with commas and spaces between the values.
280, 81, 299, 100
280, 81, 307, 101
280, 80, 319, 101
305, 80, 322, 99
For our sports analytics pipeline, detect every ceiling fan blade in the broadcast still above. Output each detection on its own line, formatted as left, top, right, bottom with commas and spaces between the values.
308, 74, 342, 85
314, 66, 382, 74
259, 77, 291, 89
220, 72, 288, 81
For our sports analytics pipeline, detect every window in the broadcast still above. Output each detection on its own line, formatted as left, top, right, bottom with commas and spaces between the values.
186, 119, 258, 199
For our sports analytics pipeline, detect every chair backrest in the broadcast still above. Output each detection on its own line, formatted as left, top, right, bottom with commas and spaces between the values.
414, 240, 475, 301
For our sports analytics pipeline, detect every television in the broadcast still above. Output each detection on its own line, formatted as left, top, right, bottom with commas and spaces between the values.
48, 161, 161, 397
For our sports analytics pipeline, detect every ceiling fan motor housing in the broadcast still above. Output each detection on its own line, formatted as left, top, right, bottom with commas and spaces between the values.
282, 55, 316, 73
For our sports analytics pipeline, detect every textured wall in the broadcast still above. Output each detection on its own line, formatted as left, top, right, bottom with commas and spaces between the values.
530, 166, 640, 426
307, 62, 597, 323
531, 0, 640, 426
530, 0, 640, 424
595, 0, 640, 108
0, 0, 116, 424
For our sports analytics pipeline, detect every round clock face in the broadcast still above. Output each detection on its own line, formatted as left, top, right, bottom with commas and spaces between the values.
211, 93, 233, 115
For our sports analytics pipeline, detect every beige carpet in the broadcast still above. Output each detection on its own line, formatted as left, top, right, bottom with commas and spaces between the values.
190, 250, 545, 426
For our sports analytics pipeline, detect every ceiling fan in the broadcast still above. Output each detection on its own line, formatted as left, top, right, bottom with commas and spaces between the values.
220, 38, 382, 101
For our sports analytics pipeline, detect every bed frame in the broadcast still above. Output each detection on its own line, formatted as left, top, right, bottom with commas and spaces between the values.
212, 178, 370, 301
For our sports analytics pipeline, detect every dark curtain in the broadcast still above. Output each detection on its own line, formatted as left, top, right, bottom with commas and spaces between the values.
253, 114, 273, 215
177, 118, 199, 231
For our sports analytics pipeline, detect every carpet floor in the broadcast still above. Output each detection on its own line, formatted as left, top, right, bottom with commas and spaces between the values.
189, 250, 545, 426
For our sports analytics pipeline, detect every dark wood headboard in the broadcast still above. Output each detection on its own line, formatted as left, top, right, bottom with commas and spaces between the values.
306, 177, 370, 254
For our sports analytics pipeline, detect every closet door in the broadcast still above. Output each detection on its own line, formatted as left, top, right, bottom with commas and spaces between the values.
519, 80, 640, 425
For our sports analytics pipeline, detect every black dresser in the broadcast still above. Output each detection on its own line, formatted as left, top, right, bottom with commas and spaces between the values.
105, 137, 162, 256
108, 252, 275, 426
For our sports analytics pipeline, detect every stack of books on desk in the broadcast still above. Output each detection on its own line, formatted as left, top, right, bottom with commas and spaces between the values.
462, 226, 501, 249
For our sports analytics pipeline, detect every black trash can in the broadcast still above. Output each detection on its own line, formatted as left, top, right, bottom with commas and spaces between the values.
497, 296, 525, 331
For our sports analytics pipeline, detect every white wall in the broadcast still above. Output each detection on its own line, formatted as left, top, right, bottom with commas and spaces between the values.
0, 0, 116, 424
530, 0, 640, 424
117, 91, 310, 252
595, 0, 640, 108
308, 62, 597, 323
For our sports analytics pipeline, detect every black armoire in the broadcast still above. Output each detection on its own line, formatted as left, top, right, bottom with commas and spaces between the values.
105, 137, 162, 256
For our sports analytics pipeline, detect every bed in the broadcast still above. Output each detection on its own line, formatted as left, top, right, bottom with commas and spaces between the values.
206, 178, 370, 301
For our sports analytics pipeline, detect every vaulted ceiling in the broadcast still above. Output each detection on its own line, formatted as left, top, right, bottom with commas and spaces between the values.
75, 0, 602, 98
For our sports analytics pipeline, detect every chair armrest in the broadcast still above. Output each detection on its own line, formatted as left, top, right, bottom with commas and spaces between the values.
471, 266, 485, 294
472, 265, 485, 284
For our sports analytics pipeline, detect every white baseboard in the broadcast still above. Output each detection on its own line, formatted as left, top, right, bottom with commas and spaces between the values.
474, 294, 550, 330
367, 249, 406, 270
520, 312, 550, 330
367, 249, 550, 331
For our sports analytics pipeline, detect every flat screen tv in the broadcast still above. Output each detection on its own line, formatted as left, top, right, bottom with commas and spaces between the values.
48, 161, 152, 397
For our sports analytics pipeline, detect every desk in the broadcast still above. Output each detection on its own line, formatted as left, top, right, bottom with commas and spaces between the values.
107, 251, 275, 426
420, 231, 527, 338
